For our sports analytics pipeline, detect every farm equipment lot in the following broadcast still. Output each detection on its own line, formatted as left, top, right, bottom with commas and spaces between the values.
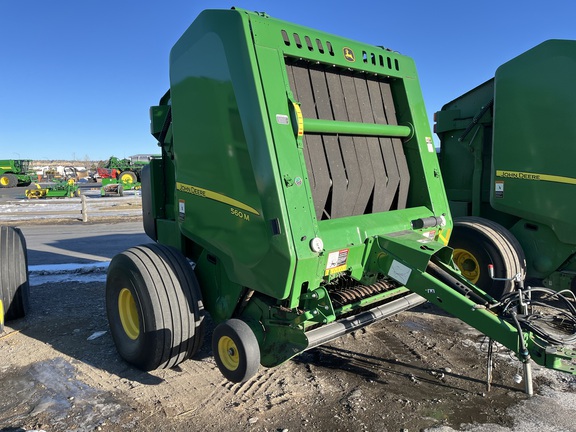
0, 184, 141, 224
1, 220, 576, 432
1, 195, 576, 430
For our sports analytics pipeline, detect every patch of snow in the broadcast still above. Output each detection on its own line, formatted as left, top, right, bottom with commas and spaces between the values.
29, 262, 109, 286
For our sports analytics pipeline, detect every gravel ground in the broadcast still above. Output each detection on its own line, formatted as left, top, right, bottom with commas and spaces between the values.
2, 278, 576, 432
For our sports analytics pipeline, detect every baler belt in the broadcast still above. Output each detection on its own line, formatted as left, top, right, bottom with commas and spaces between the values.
286, 61, 410, 220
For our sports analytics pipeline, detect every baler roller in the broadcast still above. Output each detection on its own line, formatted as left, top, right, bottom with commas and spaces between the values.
306, 292, 425, 350
302, 118, 411, 138
329, 279, 400, 307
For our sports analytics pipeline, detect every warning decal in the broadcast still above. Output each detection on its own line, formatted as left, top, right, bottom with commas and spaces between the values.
495, 181, 504, 198
325, 249, 349, 276
293, 103, 304, 136
178, 199, 185, 221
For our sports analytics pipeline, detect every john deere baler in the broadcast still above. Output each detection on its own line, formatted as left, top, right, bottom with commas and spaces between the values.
106, 10, 576, 384
435, 40, 576, 297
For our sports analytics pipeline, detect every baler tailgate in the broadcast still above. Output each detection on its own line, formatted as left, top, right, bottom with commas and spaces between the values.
286, 61, 410, 220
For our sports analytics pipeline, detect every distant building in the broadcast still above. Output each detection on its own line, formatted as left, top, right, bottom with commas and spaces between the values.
129, 154, 156, 162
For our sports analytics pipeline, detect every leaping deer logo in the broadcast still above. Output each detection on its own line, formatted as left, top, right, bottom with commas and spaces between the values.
343, 47, 355, 62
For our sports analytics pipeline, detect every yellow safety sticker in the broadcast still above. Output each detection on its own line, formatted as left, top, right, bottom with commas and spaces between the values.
325, 249, 349, 276
176, 182, 260, 216
496, 170, 576, 186
437, 228, 451, 246
293, 103, 304, 137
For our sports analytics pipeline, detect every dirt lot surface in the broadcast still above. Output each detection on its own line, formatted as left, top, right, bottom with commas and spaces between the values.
3, 276, 576, 432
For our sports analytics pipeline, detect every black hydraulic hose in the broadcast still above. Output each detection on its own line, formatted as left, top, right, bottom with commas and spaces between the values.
501, 286, 576, 345
510, 311, 530, 362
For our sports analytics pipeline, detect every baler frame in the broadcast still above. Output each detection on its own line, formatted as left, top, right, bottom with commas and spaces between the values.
106, 9, 576, 386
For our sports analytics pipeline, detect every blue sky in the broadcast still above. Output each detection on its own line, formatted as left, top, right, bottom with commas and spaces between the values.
1, 1, 574, 162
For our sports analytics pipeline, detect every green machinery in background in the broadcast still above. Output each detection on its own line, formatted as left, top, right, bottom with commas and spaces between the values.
101, 156, 150, 185
0, 159, 36, 188
98, 156, 150, 195
435, 40, 576, 298
25, 178, 80, 199
105, 10, 576, 386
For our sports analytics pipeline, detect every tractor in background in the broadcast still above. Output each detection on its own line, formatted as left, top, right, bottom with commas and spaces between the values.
0, 159, 37, 188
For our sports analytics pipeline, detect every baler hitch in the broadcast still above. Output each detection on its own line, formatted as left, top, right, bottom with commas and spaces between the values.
375, 231, 576, 392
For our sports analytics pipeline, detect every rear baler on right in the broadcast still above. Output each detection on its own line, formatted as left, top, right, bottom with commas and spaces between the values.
435, 40, 576, 299
105, 11, 576, 389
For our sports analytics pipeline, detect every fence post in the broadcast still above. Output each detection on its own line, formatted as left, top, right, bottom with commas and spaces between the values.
81, 194, 88, 222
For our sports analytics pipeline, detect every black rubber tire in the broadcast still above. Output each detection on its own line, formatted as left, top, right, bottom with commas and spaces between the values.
106, 243, 205, 371
120, 171, 137, 184
0, 226, 30, 320
449, 216, 526, 299
0, 299, 4, 333
0, 173, 18, 188
212, 319, 260, 383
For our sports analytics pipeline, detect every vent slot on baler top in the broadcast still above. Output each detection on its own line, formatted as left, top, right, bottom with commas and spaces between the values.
286, 59, 410, 220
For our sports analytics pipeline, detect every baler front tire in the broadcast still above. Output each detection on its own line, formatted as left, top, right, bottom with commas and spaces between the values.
106, 244, 205, 371
450, 217, 525, 299
212, 319, 260, 383
0, 226, 30, 320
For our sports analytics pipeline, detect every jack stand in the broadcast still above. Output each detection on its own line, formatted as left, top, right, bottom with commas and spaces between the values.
523, 357, 534, 396
488, 265, 534, 396
486, 338, 494, 392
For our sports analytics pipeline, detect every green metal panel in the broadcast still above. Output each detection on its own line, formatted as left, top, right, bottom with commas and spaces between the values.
436, 40, 576, 283
492, 40, 576, 246
435, 79, 496, 218
160, 8, 451, 314
168, 10, 296, 303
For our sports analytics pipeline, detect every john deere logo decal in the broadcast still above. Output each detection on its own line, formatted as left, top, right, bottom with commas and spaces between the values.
343, 47, 355, 62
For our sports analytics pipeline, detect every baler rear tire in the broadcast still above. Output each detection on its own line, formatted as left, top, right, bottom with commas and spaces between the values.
212, 319, 260, 383
0, 174, 18, 188
450, 217, 525, 299
106, 243, 205, 371
0, 300, 5, 333
0, 226, 30, 320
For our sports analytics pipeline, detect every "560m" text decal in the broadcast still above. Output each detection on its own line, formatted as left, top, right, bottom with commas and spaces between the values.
176, 182, 260, 216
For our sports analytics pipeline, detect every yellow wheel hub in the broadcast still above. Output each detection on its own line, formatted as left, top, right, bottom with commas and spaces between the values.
120, 174, 134, 184
453, 248, 481, 284
118, 288, 140, 340
0, 176, 9, 186
218, 336, 240, 371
